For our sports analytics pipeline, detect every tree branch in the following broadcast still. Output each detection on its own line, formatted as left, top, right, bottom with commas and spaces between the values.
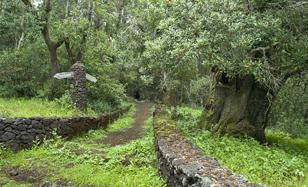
55, 38, 65, 48
21, 0, 33, 7
45, 0, 52, 13
64, 38, 75, 65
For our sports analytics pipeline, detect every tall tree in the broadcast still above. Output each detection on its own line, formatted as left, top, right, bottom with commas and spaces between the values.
21, 0, 64, 74
145, 0, 308, 142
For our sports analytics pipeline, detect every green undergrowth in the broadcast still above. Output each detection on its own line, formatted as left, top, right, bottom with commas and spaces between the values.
0, 97, 132, 118
0, 104, 166, 187
0, 97, 97, 117
174, 107, 308, 187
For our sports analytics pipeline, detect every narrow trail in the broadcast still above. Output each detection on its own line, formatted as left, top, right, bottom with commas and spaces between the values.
98, 102, 151, 146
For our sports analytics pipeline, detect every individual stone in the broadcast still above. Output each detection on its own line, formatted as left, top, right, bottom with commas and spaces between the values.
0, 123, 5, 130
4, 127, 13, 132
33, 129, 45, 134
20, 134, 33, 141
11, 130, 20, 135
41, 181, 53, 187
58, 125, 73, 136
31, 120, 42, 129
20, 131, 29, 135
2, 132, 16, 140
13, 119, 25, 126
8, 169, 19, 176
24, 119, 32, 125
50, 122, 59, 129
15, 125, 27, 131
4, 118, 15, 124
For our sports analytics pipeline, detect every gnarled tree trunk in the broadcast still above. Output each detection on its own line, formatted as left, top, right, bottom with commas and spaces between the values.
200, 73, 272, 143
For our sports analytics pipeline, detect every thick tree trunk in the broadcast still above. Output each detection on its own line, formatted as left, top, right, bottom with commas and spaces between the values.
200, 74, 272, 142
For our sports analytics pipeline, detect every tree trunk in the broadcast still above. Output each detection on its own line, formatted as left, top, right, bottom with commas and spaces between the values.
49, 46, 60, 74
200, 73, 272, 143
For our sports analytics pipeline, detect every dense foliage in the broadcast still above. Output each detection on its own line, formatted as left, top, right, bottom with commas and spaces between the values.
148, 0, 308, 87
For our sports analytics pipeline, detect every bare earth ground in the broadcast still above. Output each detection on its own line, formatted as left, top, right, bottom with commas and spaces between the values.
98, 102, 151, 146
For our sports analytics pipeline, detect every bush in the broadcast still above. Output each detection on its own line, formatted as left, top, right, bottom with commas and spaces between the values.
0, 41, 50, 98
270, 75, 308, 138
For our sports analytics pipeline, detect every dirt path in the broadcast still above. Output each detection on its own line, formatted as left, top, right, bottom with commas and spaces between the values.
99, 102, 151, 146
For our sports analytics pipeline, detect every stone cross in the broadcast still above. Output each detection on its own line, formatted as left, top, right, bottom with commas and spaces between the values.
53, 61, 97, 112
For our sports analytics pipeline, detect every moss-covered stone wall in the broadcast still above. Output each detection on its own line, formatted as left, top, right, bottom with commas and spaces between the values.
153, 106, 260, 187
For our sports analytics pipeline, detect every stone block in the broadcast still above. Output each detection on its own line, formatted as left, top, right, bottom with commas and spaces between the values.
0, 124, 5, 130
32, 120, 43, 129
2, 132, 16, 141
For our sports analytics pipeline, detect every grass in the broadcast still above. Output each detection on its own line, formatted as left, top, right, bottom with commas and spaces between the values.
174, 107, 308, 187
0, 105, 166, 187
0, 97, 99, 117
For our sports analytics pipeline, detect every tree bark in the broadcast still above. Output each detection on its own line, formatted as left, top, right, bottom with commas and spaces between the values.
64, 38, 75, 65
42, 24, 64, 74
48, 45, 60, 74
17, 15, 25, 49
200, 73, 272, 143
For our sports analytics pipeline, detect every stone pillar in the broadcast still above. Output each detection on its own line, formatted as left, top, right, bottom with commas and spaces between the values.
71, 61, 87, 112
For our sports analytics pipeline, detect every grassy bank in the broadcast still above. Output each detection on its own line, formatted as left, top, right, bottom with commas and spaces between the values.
0, 97, 98, 117
174, 107, 308, 187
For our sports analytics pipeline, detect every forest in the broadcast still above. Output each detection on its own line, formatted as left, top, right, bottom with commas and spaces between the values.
0, 0, 307, 187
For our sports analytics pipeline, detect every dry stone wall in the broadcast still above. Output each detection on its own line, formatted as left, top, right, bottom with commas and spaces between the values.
153, 106, 262, 187
0, 106, 130, 151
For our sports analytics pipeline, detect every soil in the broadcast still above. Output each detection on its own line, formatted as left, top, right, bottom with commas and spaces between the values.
98, 102, 151, 146
4, 167, 94, 187
5, 167, 46, 186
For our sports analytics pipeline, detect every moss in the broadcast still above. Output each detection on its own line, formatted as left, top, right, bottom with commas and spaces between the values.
223, 120, 256, 137
197, 110, 214, 130
154, 114, 178, 137
200, 116, 257, 138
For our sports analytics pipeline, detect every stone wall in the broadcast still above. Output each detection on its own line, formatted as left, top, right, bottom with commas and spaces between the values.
153, 106, 261, 187
0, 106, 130, 151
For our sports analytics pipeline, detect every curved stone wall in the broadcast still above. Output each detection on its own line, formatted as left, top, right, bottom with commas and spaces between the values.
153, 106, 261, 187
0, 106, 130, 151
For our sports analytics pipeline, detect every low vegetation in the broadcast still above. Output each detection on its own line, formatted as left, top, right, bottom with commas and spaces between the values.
0, 106, 165, 187
174, 107, 308, 187
0, 97, 132, 118
0, 97, 97, 117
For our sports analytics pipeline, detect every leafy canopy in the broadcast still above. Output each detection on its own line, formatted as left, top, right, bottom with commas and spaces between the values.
144, 0, 308, 91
